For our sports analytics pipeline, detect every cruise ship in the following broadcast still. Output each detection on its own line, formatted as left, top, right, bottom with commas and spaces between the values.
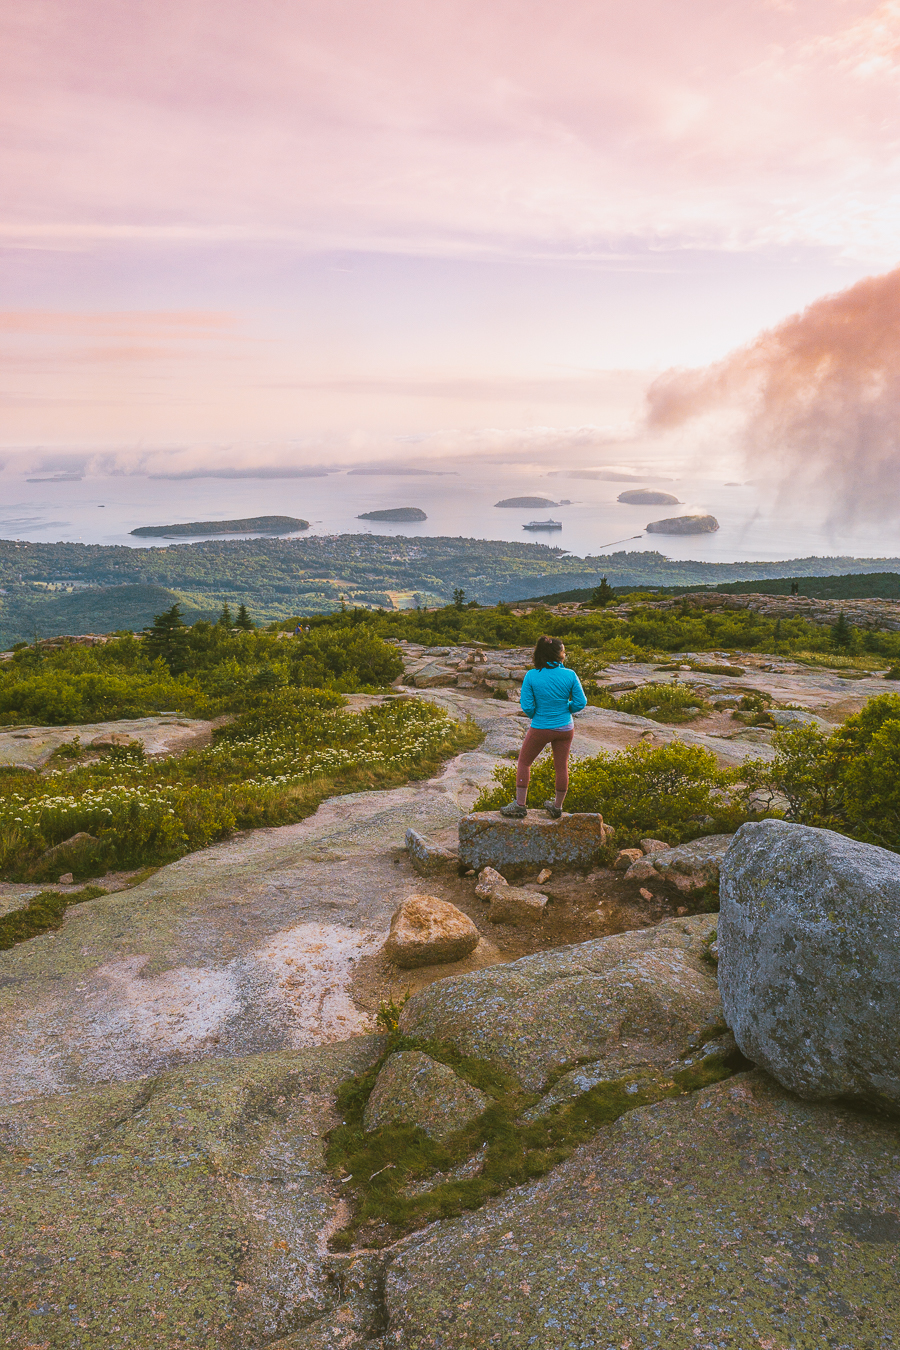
522, 518, 562, 531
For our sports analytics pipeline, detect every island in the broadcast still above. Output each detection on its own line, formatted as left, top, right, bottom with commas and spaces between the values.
645, 514, 720, 535
494, 496, 558, 508
357, 507, 427, 522
130, 516, 309, 538
617, 490, 680, 506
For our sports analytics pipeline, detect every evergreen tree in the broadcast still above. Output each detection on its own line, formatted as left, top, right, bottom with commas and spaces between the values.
831, 611, 852, 651
218, 603, 233, 629
453, 587, 466, 609
235, 603, 254, 630
591, 576, 615, 607
143, 604, 188, 672
773, 617, 783, 650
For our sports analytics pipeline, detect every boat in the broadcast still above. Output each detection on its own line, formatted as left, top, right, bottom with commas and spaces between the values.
522, 518, 562, 531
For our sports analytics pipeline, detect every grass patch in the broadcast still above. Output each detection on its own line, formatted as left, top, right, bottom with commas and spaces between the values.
793, 651, 888, 672
326, 1031, 746, 1249
0, 884, 107, 949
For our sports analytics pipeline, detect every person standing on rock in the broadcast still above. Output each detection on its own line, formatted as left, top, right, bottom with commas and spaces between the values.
500, 635, 587, 819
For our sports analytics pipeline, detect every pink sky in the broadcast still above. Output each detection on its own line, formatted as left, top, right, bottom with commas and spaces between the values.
2, 0, 899, 470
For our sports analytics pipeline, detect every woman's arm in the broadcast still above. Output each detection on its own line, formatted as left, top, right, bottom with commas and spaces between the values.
519, 670, 537, 717
568, 671, 588, 714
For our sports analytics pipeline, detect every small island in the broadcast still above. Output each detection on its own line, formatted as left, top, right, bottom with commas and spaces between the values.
130, 516, 309, 538
617, 490, 680, 506
494, 496, 558, 508
645, 514, 720, 535
357, 507, 427, 522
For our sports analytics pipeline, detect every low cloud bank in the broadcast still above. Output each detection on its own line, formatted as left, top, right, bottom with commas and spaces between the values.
645, 267, 900, 524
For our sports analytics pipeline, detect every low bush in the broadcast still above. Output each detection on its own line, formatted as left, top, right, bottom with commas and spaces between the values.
744, 694, 900, 852
614, 681, 711, 723
473, 740, 749, 846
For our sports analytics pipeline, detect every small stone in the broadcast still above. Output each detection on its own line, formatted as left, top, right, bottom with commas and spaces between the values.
475, 866, 506, 900
89, 731, 137, 750
676, 905, 688, 915
536, 868, 551, 884
363, 1051, 488, 1141
624, 856, 659, 882
488, 885, 547, 926
384, 894, 479, 968
464, 869, 476, 877
639, 838, 671, 855
639, 887, 653, 901
614, 848, 643, 871
58, 873, 74, 885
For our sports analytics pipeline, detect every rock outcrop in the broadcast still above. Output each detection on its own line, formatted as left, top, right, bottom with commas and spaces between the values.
0, 1038, 382, 1348
719, 819, 900, 1109
378, 1072, 900, 1347
384, 895, 480, 968
400, 914, 721, 1091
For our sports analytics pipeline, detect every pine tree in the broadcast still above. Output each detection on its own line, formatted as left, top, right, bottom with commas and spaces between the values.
235, 604, 254, 630
591, 576, 615, 607
831, 611, 852, 651
218, 603, 233, 629
453, 587, 466, 609
143, 604, 188, 672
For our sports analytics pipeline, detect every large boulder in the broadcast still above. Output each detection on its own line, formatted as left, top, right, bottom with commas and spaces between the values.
384, 894, 480, 968
363, 1051, 488, 1140
719, 819, 900, 1108
399, 914, 721, 1091
458, 811, 609, 872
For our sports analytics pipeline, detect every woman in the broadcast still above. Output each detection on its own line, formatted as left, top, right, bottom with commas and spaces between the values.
500, 635, 587, 819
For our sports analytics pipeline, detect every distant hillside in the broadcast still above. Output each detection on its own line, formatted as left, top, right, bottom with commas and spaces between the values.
131, 516, 308, 538
522, 570, 900, 605
4, 533, 900, 645
3, 585, 211, 643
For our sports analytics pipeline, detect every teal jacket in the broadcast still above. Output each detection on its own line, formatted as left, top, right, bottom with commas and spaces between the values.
519, 662, 587, 729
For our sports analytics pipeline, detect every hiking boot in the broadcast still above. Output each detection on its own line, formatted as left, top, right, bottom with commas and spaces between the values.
500, 801, 527, 818
543, 801, 563, 819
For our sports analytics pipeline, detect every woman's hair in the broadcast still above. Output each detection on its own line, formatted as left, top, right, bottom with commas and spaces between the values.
532, 635, 565, 669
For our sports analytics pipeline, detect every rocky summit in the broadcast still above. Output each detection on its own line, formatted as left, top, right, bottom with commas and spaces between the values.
2, 664, 900, 1347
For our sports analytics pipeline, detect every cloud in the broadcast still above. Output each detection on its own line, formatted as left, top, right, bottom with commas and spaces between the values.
3, 0, 900, 260
645, 265, 900, 522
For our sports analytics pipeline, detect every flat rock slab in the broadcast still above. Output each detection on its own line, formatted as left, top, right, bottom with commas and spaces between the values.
400, 914, 721, 1091
720, 819, 900, 1108
379, 1071, 900, 1348
0, 1037, 382, 1348
0, 697, 520, 1100
458, 811, 609, 871
0, 715, 218, 769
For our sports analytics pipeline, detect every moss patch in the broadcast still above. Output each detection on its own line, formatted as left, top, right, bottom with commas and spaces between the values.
0, 884, 107, 949
326, 1033, 748, 1249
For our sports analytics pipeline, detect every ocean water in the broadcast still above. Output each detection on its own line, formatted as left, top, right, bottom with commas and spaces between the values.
0, 463, 892, 566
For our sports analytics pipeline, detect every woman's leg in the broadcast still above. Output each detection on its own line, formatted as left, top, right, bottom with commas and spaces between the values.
514, 728, 554, 806
549, 729, 575, 808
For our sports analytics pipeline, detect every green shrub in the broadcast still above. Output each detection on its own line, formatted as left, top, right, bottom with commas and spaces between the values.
745, 695, 900, 851
473, 740, 748, 846
614, 681, 710, 723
